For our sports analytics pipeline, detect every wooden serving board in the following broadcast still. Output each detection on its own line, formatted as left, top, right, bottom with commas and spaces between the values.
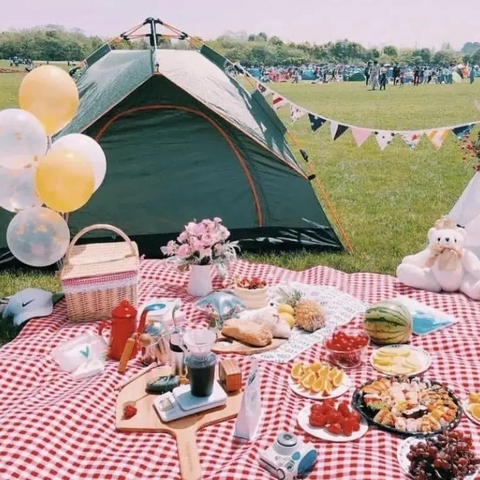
211, 336, 286, 355
116, 366, 243, 480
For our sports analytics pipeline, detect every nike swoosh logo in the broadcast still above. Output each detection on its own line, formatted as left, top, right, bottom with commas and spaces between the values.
22, 300, 34, 308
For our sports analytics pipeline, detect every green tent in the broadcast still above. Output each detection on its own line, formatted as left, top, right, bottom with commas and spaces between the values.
348, 72, 366, 82
0, 46, 343, 267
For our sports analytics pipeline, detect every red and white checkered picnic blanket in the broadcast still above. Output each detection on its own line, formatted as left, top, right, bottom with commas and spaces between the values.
1, 259, 480, 480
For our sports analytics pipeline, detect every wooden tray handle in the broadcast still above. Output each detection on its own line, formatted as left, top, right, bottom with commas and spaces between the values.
64, 224, 137, 264
175, 426, 203, 480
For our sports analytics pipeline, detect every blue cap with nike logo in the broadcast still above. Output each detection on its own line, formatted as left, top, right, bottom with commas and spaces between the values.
2, 288, 53, 326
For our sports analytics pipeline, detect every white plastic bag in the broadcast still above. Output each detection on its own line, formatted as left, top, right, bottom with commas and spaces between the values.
51, 332, 107, 377
394, 296, 458, 335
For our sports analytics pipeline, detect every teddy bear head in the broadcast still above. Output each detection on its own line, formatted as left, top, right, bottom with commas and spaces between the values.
427, 225, 467, 251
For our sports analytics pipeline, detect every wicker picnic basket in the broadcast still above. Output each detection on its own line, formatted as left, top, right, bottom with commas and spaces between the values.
60, 224, 140, 322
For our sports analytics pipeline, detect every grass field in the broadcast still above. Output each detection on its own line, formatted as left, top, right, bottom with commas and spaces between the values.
0, 66, 479, 298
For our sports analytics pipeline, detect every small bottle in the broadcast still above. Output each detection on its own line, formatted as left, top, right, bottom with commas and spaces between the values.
169, 328, 186, 377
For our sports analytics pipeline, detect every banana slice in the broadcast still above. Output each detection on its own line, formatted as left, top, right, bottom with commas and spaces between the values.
380, 345, 411, 356
390, 365, 415, 375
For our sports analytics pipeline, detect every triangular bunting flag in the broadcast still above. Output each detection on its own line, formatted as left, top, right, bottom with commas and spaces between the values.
257, 83, 271, 97
374, 130, 396, 151
308, 113, 326, 132
427, 129, 449, 150
401, 131, 424, 150
451, 123, 474, 140
271, 94, 287, 110
330, 122, 349, 141
351, 128, 371, 147
290, 104, 306, 123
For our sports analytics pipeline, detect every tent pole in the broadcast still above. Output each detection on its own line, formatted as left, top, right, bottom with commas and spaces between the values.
145, 17, 159, 49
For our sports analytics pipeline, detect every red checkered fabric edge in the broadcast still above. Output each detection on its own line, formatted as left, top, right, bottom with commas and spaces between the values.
1, 259, 479, 480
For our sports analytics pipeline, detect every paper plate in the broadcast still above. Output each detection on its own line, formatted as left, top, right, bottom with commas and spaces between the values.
462, 400, 480, 427
297, 405, 368, 442
397, 437, 477, 479
288, 373, 351, 400
369, 345, 432, 377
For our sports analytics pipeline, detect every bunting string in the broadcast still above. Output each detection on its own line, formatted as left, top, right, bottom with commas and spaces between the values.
246, 71, 480, 151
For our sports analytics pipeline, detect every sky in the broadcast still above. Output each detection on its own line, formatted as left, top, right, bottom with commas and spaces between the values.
0, 0, 475, 49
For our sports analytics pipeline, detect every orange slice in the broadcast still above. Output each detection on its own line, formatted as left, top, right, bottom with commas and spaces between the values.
323, 378, 334, 395
468, 403, 480, 422
311, 376, 325, 393
291, 362, 304, 381
317, 365, 330, 379
301, 372, 316, 390
330, 369, 344, 388
468, 392, 480, 404
309, 362, 324, 373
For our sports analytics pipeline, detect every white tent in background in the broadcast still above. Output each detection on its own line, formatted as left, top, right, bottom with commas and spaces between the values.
449, 168, 480, 259
450, 101, 480, 257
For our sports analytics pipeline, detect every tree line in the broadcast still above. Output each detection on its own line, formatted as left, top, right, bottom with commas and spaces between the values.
0, 25, 479, 67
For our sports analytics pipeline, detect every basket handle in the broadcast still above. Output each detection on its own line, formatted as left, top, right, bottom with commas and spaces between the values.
64, 224, 137, 264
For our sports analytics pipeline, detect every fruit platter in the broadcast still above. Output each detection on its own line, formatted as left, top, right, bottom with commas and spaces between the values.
289, 361, 351, 399
462, 390, 480, 426
397, 431, 479, 480
370, 345, 432, 376
297, 399, 369, 442
352, 376, 462, 436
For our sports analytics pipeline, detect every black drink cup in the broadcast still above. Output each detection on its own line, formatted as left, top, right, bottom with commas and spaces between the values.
185, 352, 217, 397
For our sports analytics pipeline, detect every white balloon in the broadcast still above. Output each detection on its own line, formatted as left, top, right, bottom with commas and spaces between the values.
6, 207, 70, 267
51, 133, 107, 191
0, 165, 42, 212
0, 109, 48, 169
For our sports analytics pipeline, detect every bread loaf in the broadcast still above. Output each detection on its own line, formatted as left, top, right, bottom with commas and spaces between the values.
221, 319, 273, 347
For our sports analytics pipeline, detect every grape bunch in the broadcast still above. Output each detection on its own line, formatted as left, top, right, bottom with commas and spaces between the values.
407, 431, 480, 480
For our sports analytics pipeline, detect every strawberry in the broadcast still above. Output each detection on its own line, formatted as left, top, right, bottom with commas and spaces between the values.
349, 416, 361, 432
327, 423, 343, 435
309, 413, 327, 428
349, 411, 361, 423
340, 417, 354, 436
123, 404, 137, 420
338, 401, 351, 417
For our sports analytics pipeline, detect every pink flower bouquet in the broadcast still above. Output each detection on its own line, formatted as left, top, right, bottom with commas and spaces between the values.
161, 218, 239, 269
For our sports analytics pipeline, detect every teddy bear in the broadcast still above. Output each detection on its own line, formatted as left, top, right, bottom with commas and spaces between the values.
396, 216, 480, 300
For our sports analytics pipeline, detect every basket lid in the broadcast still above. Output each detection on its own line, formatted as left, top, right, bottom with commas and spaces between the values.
61, 242, 139, 280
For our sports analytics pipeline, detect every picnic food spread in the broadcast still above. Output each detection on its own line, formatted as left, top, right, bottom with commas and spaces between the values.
4, 260, 480, 480
1, 43, 480, 480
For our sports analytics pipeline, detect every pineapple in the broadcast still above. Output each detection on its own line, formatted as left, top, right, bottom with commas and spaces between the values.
276, 284, 325, 332
276, 283, 303, 308
295, 299, 326, 332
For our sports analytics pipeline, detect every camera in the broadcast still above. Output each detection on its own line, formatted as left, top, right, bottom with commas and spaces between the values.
258, 432, 317, 479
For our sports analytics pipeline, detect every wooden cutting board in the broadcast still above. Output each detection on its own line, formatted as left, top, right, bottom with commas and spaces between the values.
116, 366, 243, 480
211, 336, 286, 355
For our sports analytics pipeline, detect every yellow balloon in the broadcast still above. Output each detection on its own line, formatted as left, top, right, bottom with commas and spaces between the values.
18, 66, 79, 136
35, 149, 94, 213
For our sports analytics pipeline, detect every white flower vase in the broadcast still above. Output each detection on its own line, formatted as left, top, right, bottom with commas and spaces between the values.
187, 264, 213, 297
